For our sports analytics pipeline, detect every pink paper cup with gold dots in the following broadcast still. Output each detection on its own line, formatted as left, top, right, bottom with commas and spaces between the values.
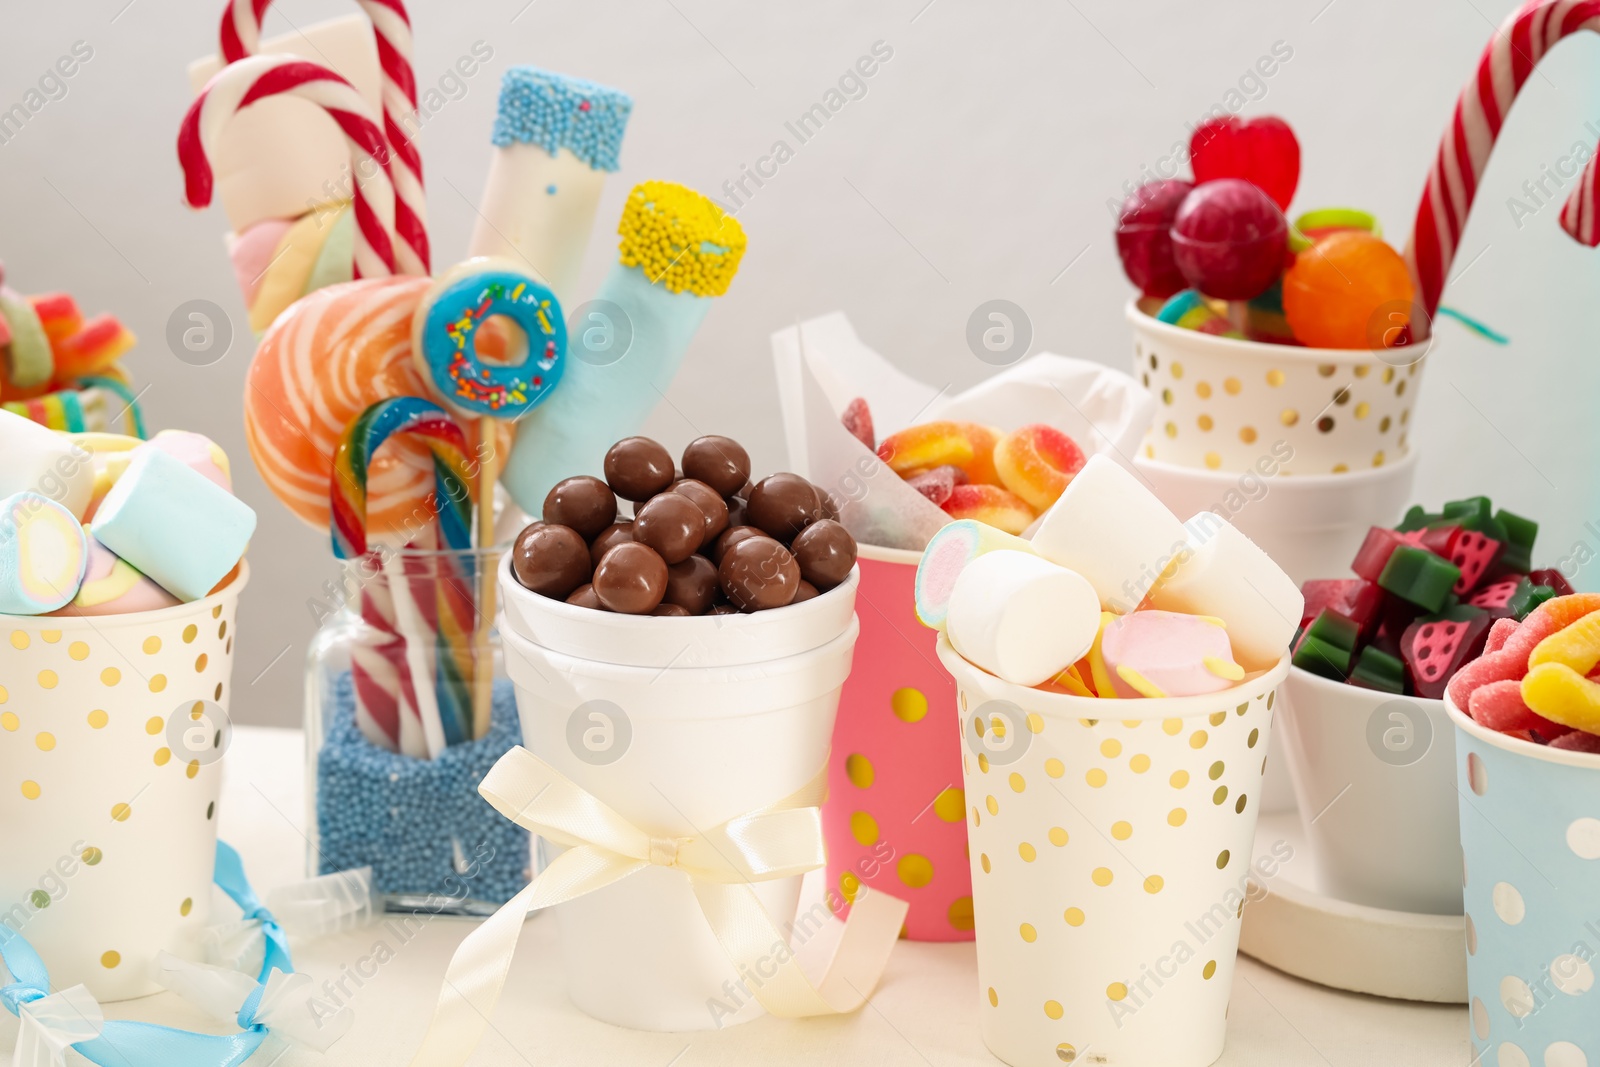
0, 567, 246, 1001
939, 633, 1289, 1067
824, 544, 974, 941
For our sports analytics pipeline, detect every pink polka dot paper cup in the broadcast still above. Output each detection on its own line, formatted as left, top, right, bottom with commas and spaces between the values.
824, 544, 973, 941
1448, 694, 1600, 1067
938, 634, 1289, 1067
0, 567, 246, 1001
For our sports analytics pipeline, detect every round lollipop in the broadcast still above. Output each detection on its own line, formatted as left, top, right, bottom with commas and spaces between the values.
1283, 231, 1414, 350
1170, 178, 1288, 301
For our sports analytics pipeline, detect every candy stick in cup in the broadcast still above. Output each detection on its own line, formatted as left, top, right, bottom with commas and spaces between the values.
179, 53, 399, 279
500, 181, 747, 514
412, 259, 569, 737
1405, 0, 1600, 339
468, 67, 633, 302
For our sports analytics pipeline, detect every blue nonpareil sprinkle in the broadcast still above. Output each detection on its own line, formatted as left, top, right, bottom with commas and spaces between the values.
490, 67, 633, 173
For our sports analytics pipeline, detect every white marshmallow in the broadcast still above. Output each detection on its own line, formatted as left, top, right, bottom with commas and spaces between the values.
1146, 512, 1303, 671
0, 409, 94, 519
1030, 454, 1188, 612
946, 550, 1101, 687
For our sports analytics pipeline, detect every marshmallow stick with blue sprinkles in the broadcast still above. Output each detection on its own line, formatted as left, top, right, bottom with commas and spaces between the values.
469, 67, 632, 303
500, 180, 747, 515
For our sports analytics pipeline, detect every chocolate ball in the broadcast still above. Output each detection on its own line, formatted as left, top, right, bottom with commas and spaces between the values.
632, 493, 705, 564
604, 437, 675, 502
592, 542, 668, 614
726, 496, 748, 529
746, 473, 822, 542
590, 521, 634, 568
672, 479, 730, 541
813, 484, 840, 521
664, 553, 719, 615
511, 524, 591, 599
681, 436, 751, 497
790, 519, 856, 590
712, 524, 764, 564
719, 535, 800, 611
566, 584, 605, 610
543, 476, 617, 540
650, 603, 692, 617
791, 580, 820, 604
710, 603, 740, 615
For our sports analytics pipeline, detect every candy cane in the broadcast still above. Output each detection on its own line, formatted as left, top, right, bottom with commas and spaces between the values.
1405, 0, 1600, 336
179, 54, 398, 279
219, 0, 430, 275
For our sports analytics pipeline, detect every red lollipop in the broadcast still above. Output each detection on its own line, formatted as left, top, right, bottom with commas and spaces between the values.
1189, 115, 1301, 212
1170, 179, 1288, 301
1115, 179, 1193, 299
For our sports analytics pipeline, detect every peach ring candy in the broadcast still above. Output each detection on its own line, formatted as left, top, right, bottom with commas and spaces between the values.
951, 422, 1002, 486
940, 484, 1035, 535
993, 424, 1086, 511
1098, 609, 1241, 698
876, 420, 973, 475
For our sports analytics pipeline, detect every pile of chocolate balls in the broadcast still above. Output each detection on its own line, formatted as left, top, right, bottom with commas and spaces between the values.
511, 435, 857, 615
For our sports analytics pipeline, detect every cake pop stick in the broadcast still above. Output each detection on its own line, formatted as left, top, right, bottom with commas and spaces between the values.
219, 0, 430, 275
500, 181, 747, 514
1405, 0, 1600, 337
179, 54, 399, 279
469, 67, 632, 302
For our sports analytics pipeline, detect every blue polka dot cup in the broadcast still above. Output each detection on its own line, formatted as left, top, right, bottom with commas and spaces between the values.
1448, 694, 1600, 1067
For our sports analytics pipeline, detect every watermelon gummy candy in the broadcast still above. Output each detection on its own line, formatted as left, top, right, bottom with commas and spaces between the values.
1401, 605, 1490, 700
1350, 644, 1406, 694
1379, 545, 1461, 613
1293, 631, 1351, 680
1396, 505, 1438, 533
1305, 608, 1360, 654
1493, 508, 1537, 574
1353, 527, 1412, 583
1442, 528, 1502, 594
1528, 567, 1575, 597
1300, 578, 1382, 639
1468, 576, 1552, 621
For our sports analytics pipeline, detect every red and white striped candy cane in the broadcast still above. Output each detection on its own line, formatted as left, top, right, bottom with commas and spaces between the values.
219, 0, 430, 276
179, 54, 398, 279
1406, 0, 1600, 336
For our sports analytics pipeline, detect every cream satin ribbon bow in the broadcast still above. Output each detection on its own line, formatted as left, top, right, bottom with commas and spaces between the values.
409, 746, 909, 1067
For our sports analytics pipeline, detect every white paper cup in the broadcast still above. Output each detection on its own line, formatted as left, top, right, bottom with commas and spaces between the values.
1133, 451, 1418, 588
1277, 668, 1462, 915
1129, 302, 1428, 476
938, 635, 1288, 1067
0, 567, 247, 1000
501, 565, 860, 1032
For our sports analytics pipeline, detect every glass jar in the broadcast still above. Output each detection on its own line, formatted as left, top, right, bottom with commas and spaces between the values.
304, 545, 532, 916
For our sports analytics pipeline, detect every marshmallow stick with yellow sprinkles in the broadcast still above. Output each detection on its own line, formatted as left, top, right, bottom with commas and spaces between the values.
499, 181, 747, 514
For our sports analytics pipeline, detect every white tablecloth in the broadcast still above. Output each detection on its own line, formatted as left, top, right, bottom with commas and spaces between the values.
4, 726, 1471, 1066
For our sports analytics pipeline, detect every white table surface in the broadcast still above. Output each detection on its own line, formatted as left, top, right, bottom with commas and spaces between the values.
4, 726, 1472, 1067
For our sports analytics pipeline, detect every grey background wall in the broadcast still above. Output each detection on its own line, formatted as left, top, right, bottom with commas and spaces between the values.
2, 0, 1596, 726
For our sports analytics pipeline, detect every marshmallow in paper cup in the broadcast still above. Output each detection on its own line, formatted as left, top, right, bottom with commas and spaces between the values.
938, 634, 1290, 1067
0, 410, 94, 519
1031, 454, 1189, 612
771, 312, 1155, 552
915, 519, 1036, 629
946, 551, 1099, 687
1148, 513, 1303, 671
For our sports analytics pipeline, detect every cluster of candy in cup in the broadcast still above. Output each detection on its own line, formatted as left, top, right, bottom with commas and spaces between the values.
914, 455, 1303, 697
510, 435, 858, 615
842, 396, 1087, 536
0, 409, 254, 617
1116, 114, 1416, 350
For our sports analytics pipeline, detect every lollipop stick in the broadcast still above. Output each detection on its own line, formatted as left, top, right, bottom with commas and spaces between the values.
472, 416, 497, 739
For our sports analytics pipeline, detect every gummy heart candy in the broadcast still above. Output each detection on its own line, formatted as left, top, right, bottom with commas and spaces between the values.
841, 397, 874, 450
1170, 179, 1288, 301
1116, 179, 1193, 299
1190, 115, 1301, 212
1282, 232, 1415, 350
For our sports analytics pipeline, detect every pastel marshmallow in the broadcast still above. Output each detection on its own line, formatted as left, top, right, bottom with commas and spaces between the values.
142, 430, 232, 491
914, 519, 1036, 629
1099, 610, 1242, 698
92, 448, 256, 602
1031, 454, 1188, 613
67, 432, 141, 521
1147, 513, 1302, 671
50, 537, 180, 616
0, 492, 89, 614
946, 549, 1101, 686
0, 409, 94, 519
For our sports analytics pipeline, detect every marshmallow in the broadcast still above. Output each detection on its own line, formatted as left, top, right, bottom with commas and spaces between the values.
0, 410, 94, 519
1099, 610, 1242, 698
142, 430, 232, 491
1147, 513, 1302, 671
946, 550, 1101, 687
92, 448, 256, 602
1031, 454, 1188, 613
914, 519, 1035, 629
66, 432, 141, 522
50, 537, 180, 616
0, 492, 88, 614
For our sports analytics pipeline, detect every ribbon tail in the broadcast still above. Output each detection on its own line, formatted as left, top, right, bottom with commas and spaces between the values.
153, 952, 261, 1020
15, 985, 102, 1067
265, 866, 378, 939
254, 970, 353, 1052
691, 883, 908, 1019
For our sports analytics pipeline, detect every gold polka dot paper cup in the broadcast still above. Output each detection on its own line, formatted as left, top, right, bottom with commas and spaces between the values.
938, 634, 1289, 1067
1129, 302, 1427, 476
0, 566, 245, 1001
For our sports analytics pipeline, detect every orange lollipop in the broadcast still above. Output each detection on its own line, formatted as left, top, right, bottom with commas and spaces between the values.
1283, 231, 1414, 349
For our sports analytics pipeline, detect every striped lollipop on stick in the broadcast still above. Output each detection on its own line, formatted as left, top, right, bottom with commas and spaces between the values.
1405, 0, 1600, 339
179, 53, 399, 279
